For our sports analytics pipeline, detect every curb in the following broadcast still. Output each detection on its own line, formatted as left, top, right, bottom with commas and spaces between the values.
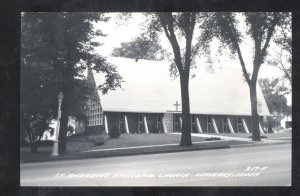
21, 140, 291, 164
21, 144, 230, 164
230, 140, 291, 148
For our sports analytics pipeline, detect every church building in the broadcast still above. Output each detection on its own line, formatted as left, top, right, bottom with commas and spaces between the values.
84, 57, 270, 135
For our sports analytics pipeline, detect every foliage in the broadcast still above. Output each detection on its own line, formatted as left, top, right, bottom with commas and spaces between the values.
111, 35, 168, 61
109, 125, 121, 138
268, 13, 291, 87
21, 12, 123, 153
136, 12, 208, 146
199, 12, 291, 141
259, 78, 290, 115
94, 137, 105, 146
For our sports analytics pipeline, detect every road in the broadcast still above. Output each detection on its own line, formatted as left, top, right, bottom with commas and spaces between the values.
20, 143, 291, 186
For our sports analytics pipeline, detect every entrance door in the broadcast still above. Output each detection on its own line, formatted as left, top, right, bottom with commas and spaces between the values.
164, 113, 173, 133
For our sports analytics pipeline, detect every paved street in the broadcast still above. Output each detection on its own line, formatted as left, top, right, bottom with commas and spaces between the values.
20, 143, 291, 186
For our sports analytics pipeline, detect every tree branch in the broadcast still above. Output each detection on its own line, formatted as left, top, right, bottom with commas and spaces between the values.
261, 13, 279, 58
252, 13, 279, 84
158, 12, 183, 74
226, 14, 251, 85
183, 13, 196, 78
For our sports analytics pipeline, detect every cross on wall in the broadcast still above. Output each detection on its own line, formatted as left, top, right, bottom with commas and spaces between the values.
173, 101, 181, 111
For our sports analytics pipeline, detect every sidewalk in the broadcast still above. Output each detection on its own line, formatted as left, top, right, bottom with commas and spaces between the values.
182, 133, 291, 147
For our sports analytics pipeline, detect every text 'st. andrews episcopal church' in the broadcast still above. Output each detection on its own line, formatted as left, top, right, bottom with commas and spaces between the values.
80, 57, 270, 135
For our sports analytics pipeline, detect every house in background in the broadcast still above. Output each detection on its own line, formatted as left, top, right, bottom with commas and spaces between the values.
280, 115, 292, 130
83, 57, 270, 135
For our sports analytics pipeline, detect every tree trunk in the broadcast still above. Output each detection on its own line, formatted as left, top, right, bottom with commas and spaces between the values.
179, 75, 192, 146
250, 83, 261, 141
58, 101, 69, 155
30, 142, 38, 153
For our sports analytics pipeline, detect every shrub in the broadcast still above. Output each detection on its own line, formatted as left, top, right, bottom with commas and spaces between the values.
248, 135, 268, 139
94, 137, 105, 146
205, 137, 221, 141
152, 128, 159, 134
109, 125, 121, 138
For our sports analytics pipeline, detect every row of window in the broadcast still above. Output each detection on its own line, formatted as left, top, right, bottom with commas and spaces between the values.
87, 91, 103, 127
174, 115, 247, 133
118, 113, 163, 133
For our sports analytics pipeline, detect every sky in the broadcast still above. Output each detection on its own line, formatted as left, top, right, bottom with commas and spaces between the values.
93, 12, 292, 105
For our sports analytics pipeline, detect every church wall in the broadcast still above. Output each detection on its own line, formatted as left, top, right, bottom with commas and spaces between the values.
173, 114, 182, 133
213, 115, 222, 133
243, 116, 252, 133
163, 113, 173, 133
259, 116, 265, 132
126, 112, 139, 133
228, 115, 237, 133
89, 111, 267, 135
195, 114, 207, 133
105, 112, 120, 131
145, 113, 158, 133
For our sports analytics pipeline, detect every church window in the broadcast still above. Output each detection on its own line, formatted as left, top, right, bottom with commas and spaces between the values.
157, 114, 162, 133
222, 116, 228, 133
191, 115, 197, 133
207, 116, 213, 133
87, 90, 103, 126
237, 116, 243, 133
119, 113, 125, 133
138, 114, 144, 132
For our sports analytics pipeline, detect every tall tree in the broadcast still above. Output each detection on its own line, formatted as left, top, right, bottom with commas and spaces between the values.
21, 13, 122, 154
200, 12, 290, 141
138, 12, 201, 146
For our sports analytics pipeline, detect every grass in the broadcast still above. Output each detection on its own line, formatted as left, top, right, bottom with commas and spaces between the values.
20, 133, 207, 161
90, 133, 206, 151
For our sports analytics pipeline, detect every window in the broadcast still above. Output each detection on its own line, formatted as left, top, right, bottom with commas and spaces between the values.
119, 113, 125, 133
174, 114, 181, 132
157, 114, 162, 133
222, 116, 227, 133
237, 116, 243, 133
138, 114, 144, 132
191, 115, 197, 133
87, 91, 103, 127
207, 116, 213, 133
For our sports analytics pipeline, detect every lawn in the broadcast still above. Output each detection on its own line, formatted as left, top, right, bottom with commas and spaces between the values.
89, 133, 207, 151
20, 133, 207, 161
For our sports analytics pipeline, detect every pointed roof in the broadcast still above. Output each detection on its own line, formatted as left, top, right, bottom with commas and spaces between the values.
92, 57, 270, 116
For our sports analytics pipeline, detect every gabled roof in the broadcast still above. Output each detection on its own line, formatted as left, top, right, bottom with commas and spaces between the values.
92, 57, 270, 116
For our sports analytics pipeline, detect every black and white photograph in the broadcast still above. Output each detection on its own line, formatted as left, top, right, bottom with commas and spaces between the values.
20, 12, 292, 187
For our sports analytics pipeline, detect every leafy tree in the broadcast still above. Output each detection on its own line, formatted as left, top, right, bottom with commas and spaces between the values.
268, 26, 292, 88
111, 35, 168, 61
21, 12, 122, 154
259, 78, 291, 133
259, 78, 290, 115
136, 12, 207, 146
200, 12, 291, 141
